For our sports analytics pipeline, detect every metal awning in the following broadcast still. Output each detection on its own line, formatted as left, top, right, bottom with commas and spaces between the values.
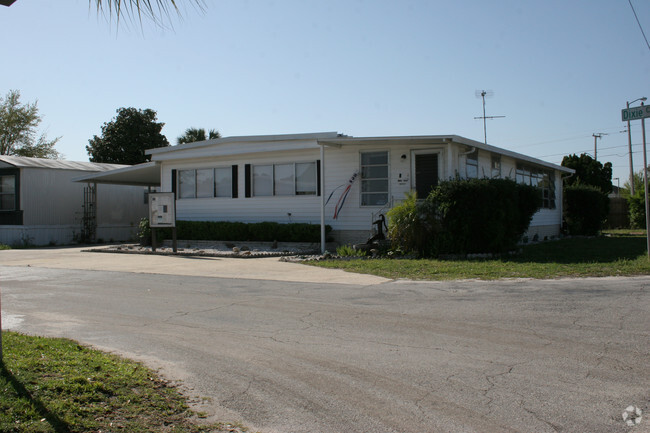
72, 162, 160, 186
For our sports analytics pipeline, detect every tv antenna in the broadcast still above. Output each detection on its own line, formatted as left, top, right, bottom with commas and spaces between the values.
474, 90, 505, 145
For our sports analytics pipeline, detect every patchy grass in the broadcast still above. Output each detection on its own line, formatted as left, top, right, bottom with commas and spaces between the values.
0, 331, 248, 433
310, 232, 650, 280
0, 244, 10, 250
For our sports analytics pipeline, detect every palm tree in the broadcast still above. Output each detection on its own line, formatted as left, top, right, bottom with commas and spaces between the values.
177, 127, 221, 145
2, 1, 204, 23
93, 0, 204, 23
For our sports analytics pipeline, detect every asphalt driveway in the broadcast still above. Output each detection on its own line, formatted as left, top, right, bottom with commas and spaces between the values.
1, 247, 648, 432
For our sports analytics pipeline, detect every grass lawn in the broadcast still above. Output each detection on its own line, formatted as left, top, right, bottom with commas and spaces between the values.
310, 231, 650, 280
0, 331, 246, 433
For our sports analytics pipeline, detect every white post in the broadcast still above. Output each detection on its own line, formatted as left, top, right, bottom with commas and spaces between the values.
320, 144, 326, 254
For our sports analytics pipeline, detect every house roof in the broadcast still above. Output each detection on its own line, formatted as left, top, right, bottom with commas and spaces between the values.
145, 132, 573, 173
72, 162, 160, 186
0, 155, 127, 172
318, 134, 575, 173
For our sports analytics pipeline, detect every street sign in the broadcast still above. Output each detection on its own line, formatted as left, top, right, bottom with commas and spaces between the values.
622, 105, 650, 122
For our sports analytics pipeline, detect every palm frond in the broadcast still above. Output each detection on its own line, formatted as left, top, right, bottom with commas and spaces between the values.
92, 0, 205, 25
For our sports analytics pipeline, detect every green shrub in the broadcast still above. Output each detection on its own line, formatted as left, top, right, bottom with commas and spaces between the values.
387, 191, 440, 257
138, 217, 151, 246
431, 178, 540, 254
627, 189, 646, 229
564, 184, 610, 235
336, 244, 367, 257
388, 179, 540, 257
154, 220, 330, 243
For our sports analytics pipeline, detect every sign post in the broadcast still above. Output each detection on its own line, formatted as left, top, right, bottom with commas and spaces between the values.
623, 103, 650, 258
149, 192, 177, 253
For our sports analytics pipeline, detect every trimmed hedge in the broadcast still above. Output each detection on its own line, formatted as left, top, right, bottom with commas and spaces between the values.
563, 184, 609, 235
142, 220, 330, 243
388, 178, 541, 256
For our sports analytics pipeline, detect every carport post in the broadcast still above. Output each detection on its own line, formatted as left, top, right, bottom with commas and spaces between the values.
320, 144, 326, 254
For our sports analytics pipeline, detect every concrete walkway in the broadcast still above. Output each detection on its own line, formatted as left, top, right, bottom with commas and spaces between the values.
0, 246, 390, 285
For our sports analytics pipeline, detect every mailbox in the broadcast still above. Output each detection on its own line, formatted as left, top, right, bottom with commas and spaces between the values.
149, 192, 176, 228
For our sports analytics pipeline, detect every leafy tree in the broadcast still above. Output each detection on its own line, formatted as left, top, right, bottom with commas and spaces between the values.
0, 89, 61, 159
177, 127, 220, 145
87, 107, 169, 165
561, 153, 613, 194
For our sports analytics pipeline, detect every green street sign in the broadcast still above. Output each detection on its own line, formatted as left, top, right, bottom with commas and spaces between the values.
622, 105, 650, 122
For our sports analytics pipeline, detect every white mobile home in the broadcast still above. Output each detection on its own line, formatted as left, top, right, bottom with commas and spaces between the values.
0, 156, 149, 246
123, 132, 570, 245
80, 132, 573, 247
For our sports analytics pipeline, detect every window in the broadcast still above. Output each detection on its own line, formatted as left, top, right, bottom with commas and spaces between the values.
214, 167, 232, 197
178, 167, 234, 199
251, 162, 318, 197
516, 164, 555, 209
491, 155, 501, 178
466, 150, 478, 178
361, 151, 389, 206
179, 170, 196, 199
196, 169, 214, 198
296, 162, 317, 195
253, 165, 273, 196
0, 175, 16, 210
274, 163, 294, 196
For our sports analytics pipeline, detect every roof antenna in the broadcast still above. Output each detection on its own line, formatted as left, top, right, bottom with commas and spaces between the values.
474, 90, 505, 145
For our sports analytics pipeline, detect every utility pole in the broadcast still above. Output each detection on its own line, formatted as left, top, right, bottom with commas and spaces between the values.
626, 97, 647, 195
593, 133, 605, 160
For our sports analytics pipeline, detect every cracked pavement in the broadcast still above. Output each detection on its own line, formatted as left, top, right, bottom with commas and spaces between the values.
1, 248, 649, 432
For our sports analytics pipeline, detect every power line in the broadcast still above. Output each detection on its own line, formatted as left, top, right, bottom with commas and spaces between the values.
628, 0, 650, 52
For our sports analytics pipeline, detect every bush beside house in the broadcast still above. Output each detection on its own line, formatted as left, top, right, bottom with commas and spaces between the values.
388, 178, 540, 257
140, 219, 330, 244
563, 185, 610, 235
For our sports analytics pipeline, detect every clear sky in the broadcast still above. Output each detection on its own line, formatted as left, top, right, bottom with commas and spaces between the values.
2, 0, 649, 187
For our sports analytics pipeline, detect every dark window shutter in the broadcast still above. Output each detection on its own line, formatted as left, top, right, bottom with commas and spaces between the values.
244, 164, 251, 198
316, 160, 321, 196
232, 165, 238, 198
171, 169, 177, 196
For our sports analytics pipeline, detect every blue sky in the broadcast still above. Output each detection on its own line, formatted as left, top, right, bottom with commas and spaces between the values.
2, 0, 650, 187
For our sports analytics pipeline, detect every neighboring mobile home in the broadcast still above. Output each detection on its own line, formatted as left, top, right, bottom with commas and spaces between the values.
0, 156, 149, 246
79, 132, 574, 247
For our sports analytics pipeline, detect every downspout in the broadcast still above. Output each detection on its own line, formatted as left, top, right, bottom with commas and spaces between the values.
447, 142, 453, 179
320, 143, 325, 254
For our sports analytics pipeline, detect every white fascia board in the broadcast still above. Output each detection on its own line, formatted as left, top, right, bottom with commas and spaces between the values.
149, 138, 326, 162
146, 131, 341, 157
319, 134, 573, 174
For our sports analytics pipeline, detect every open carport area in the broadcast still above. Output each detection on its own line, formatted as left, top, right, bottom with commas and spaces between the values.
1, 247, 649, 433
